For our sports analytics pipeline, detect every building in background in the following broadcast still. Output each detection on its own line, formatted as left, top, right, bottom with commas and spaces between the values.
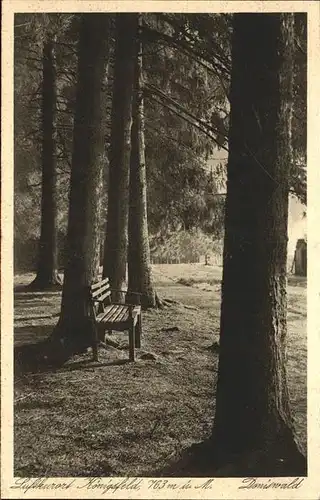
287, 196, 307, 275
291, 238, 307, 276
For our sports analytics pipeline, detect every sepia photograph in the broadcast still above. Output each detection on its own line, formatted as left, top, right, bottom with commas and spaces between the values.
2, 1, 319, 497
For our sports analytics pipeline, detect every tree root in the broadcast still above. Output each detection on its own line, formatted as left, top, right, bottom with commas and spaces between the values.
155, 295, 198, 310
155, 292, 165, 308
159, 436, 307, 477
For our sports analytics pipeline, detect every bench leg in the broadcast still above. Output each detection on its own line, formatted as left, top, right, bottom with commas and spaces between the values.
135, 314, 141, 348
129, 323, 135, 362
92, 324, 99, 362
92, 343, 98, 362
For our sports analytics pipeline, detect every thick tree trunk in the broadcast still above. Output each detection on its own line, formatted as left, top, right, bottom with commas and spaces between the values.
103, 15, 136, 296
52, 15, 110, 356
31, 39, 61, 290
212, 14, 306, 474
127, 17, 156, 309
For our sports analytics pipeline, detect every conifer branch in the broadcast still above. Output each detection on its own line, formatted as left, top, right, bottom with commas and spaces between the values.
145, 83, 229, 149
146, 92, 229, 152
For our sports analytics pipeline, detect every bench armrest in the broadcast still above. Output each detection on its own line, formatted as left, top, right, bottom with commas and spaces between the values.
110, 288, 143, 297
128, 305, 141, 320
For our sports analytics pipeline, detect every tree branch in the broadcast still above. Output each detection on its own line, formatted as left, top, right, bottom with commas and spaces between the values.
146, 92, 229, 152
157, 13, 231, 73
145, 83, 229, 146
141, 25, 230, 79
145, 122, 208, 160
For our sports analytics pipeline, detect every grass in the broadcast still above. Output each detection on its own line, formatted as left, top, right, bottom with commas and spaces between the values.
14, 264, 307, 477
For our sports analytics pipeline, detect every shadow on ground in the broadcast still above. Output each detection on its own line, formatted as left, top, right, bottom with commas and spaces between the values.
14, 340, 63, 376
287, 275, 307, 288
14, 283, 63, 294
14, 324, 54, 346
158, 439, 307, 478
14, 331, 131, 377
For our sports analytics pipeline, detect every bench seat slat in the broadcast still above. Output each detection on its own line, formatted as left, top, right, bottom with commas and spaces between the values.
112, 306, 128, 322
116, 307, 130, 323
97, 305, 126, 324
111, 305, 141, 322
112, 305, 131, 323
95, 304, 141, 323
105, 305, 124, 322
91, 277, 109, 291
96, 304, 117, 323
103, 317, 139, 328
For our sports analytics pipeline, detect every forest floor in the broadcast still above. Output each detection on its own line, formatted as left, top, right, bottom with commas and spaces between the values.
13, 264, 307, 477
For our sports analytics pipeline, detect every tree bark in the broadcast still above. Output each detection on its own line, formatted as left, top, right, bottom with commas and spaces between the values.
31, 38, 61, 290
212, 14, 306, 474
52, 14, 110, 355
103, 14, 136, 297
127, 16, 156, 309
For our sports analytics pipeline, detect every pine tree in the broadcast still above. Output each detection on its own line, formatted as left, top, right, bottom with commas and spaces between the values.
127, 16, 156, 308
30, 36, 62, 289
103, 14, 136, 296
212, 13, 306, 475
52, 14, 110, 356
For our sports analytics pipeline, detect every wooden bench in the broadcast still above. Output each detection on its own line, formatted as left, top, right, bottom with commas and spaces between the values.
88, 277, 142, 362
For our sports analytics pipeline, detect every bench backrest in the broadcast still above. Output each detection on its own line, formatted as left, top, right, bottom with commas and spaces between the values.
89, 277, 111, 317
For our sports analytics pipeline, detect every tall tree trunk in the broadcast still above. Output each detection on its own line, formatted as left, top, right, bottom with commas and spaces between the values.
127, 16, 156, 308
212, 14, 306, 474
31, 38, 61, 290
52, 14, 110, 355
103, 14, 136, 296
